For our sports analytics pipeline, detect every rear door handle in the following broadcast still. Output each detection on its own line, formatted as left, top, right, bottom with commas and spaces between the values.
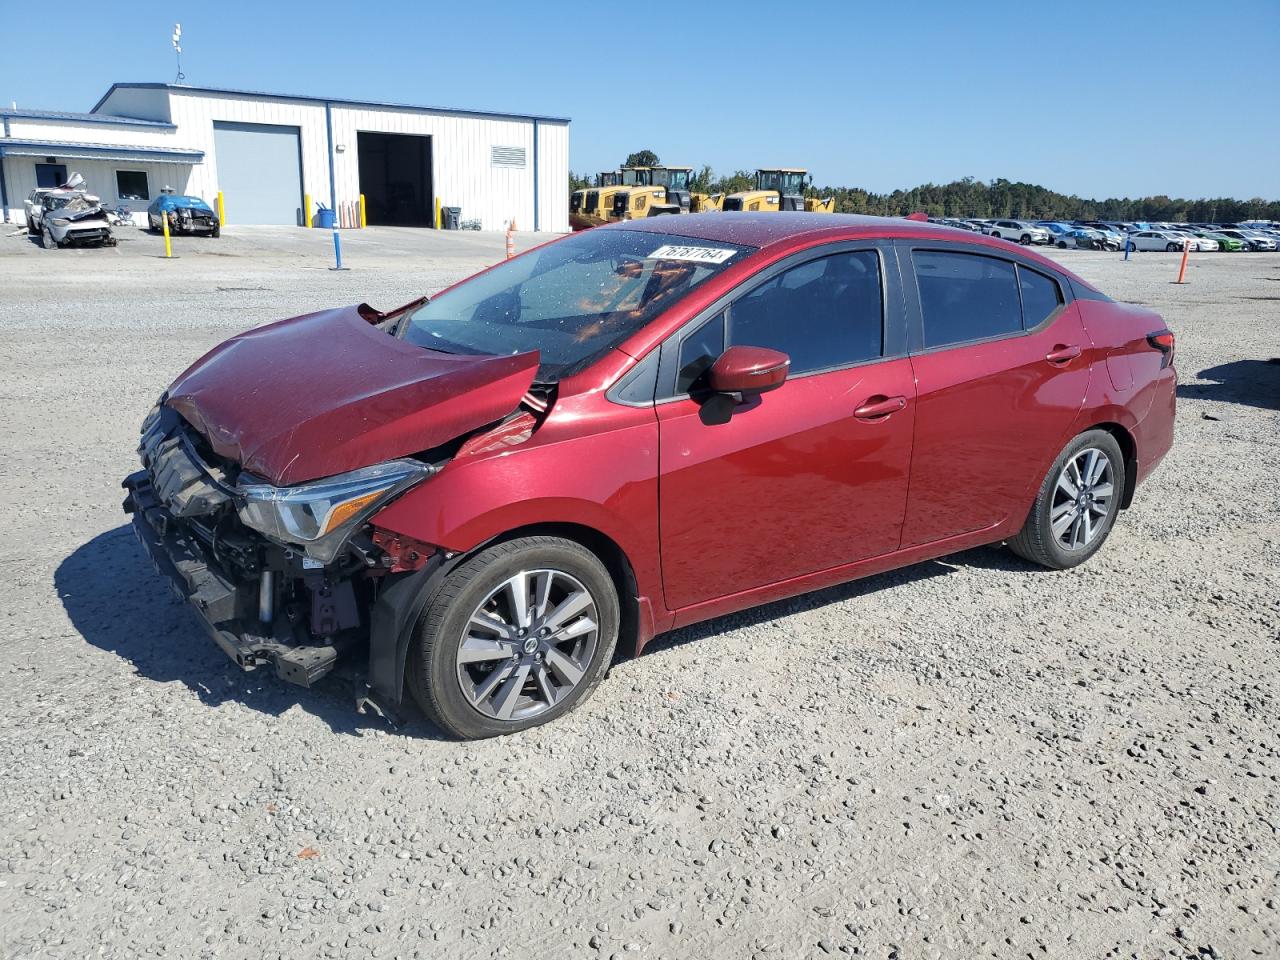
853, 395, 907, 419
1045, 344, 1082, 364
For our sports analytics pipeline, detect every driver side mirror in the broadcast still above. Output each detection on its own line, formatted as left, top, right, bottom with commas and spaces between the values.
708, 345, 790, 398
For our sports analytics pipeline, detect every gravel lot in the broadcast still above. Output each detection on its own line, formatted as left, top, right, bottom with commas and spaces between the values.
1, 223, 1277, 960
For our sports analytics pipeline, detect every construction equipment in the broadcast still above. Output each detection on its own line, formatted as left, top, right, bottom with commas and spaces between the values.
722, 169, 834, 214
608, 166, 721, 221
571, 171, 631, 231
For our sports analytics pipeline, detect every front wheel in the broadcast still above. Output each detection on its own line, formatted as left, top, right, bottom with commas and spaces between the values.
1020, 234, 1032, 245
1009, 430, 1125, 570
41, 226, 58, 249
1166, 242, 1179, 252
407, 536, 620, 739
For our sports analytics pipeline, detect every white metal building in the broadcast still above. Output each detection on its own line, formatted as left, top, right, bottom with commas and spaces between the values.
1, 83, 569, 231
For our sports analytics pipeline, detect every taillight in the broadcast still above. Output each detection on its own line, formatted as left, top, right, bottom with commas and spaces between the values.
1147, 330, 1175, 368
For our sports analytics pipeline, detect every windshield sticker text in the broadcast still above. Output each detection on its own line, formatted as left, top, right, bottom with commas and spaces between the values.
648, 244, 737, 265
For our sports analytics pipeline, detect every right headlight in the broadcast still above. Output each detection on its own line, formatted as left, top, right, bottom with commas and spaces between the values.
236, 459, 433, 563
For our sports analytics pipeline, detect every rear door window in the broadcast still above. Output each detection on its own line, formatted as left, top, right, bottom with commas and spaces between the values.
913, 250, 1021, 348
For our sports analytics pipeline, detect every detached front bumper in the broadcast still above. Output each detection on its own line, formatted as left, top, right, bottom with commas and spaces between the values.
122, 471, 352, 687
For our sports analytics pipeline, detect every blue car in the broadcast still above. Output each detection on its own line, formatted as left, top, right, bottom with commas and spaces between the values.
146, 194, 220, 237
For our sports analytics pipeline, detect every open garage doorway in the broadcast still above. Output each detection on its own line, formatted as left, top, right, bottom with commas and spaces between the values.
357, 132, 434, 227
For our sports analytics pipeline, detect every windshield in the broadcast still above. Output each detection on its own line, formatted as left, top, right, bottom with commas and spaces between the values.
400, 229, 754, 382
43, 195, 79, 211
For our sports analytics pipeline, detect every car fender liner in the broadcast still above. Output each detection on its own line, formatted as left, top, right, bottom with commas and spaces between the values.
359, 552, 462, 724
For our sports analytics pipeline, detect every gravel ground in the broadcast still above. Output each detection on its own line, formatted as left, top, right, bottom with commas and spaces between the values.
1, 224, 1277, 960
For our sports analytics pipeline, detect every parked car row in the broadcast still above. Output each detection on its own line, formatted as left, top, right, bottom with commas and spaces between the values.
927, 217, 1280, 252
20, 183, 221, 250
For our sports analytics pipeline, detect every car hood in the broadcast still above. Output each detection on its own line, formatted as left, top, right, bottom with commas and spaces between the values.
164, 304, 539, 486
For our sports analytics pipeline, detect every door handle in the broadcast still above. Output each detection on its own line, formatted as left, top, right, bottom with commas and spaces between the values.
853, 395, 907, 419
1045, 344, 1082, 364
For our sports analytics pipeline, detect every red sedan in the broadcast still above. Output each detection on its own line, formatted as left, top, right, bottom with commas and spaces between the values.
123, 213, 1176, 739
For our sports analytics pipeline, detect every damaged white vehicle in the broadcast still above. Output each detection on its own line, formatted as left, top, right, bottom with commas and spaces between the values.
39, 193, 116, 249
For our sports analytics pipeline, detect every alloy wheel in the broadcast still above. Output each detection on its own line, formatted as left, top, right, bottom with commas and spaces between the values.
1050, 448, 1115, 551
455, 569, 599, 722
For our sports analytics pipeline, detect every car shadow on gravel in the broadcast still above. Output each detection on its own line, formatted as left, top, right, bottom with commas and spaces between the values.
55, 525, 442, 738
637, 544, 1034, 658
1176, 360, 1280, 412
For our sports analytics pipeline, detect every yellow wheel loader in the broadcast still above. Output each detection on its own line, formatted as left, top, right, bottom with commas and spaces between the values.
571, 171, 629, 230
609, 166, 722, 219
722, 169, 834, 213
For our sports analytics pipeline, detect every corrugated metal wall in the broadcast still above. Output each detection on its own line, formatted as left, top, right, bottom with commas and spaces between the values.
4, 88, 570, 231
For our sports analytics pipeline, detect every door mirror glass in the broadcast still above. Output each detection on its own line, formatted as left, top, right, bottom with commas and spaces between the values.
708, 345, 790, 396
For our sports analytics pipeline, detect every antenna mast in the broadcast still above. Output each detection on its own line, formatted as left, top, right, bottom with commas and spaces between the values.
172, 24, 185, 83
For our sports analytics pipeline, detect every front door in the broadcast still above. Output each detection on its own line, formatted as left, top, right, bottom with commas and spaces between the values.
656, 246, 916, 612
899, 246, 1092, 547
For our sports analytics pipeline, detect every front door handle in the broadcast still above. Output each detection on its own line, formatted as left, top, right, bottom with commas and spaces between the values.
853, 395, 907, 419
1045, 344, 1082, 364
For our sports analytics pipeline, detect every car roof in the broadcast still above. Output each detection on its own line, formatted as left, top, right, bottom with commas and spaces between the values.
600, 212, 1097, 291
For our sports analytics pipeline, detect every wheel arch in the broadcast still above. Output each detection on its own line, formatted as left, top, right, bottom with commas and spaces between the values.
362, 519, 653, 721
1081, 420, 1139, 508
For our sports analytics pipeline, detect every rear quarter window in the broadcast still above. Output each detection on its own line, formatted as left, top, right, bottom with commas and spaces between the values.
1017, 267, 1064, 328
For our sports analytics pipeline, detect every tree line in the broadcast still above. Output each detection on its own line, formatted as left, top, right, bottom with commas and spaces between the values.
571, 157, 1279, 222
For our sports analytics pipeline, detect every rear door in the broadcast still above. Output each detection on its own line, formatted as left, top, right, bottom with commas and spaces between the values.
656, 242, 915, 611
897, 244, 1091, 547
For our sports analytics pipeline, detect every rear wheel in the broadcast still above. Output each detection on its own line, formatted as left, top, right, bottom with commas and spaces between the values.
407, 536, 620, 739
1056, 240, 1068, 249
1009, 430, 1125, 570
1166, 242, 1179, 252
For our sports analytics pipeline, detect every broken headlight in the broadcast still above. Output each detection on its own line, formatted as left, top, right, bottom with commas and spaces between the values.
236, 460, 432, 563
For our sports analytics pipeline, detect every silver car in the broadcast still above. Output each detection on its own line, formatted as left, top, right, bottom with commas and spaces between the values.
985, 219, 1052, 245
39, 195, 116, 249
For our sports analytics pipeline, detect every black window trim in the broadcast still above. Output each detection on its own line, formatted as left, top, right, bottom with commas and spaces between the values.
114, 168, 150, 201
897, 241, 1072, 356
648, 239, 905, 404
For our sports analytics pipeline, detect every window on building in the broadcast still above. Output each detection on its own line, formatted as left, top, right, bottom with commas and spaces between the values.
115, 170, 150, 201
35, 163, 67, 188
913, 250, 1022, 348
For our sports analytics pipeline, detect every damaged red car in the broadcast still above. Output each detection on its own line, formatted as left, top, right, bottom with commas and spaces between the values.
123, 213, 1176, 739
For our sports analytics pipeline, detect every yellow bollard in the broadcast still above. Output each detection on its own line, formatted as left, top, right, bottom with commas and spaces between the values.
435, 197, 441, 230
304, 192, 312, 228
162, 210, 173, 258
216, 191, 225, 227
359, 194, 366, 228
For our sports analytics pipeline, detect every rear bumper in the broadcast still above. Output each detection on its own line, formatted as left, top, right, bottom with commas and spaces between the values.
122, 471, 349, 688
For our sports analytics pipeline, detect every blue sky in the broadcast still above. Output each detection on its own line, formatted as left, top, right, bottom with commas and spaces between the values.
3, 0, 1276, 199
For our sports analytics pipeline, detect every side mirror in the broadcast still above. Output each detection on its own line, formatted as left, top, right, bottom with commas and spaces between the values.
708, 345, 790, 397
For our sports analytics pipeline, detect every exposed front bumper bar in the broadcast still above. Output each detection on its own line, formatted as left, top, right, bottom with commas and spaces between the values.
122, 470, 348, 688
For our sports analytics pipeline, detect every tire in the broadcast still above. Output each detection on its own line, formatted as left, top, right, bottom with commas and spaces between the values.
407, 536, 620, 739
26, 217, 36, 235
1009, 429, 1125, 570
41, 226, 57, 250
1166, 242, 1179, 252
211, 225, 220, 238
1020, 234, 1032, 245
990, 231, 1002, 239
1056, 240, 1068, 249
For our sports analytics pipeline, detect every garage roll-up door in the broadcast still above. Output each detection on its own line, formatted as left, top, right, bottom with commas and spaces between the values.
212, 121, 303, 225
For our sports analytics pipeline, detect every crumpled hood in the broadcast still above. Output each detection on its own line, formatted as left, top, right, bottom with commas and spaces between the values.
165, 304, 538, 486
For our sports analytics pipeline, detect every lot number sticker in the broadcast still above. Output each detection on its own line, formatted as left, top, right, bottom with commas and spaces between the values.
648, 244, 737, 264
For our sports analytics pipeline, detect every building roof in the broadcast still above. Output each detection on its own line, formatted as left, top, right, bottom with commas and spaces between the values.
0, 139, 204, 164
0, 107, 176, 129
91, 82, 571, 124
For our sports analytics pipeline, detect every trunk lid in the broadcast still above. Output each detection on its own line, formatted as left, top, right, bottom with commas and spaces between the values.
165, 304, 538, 486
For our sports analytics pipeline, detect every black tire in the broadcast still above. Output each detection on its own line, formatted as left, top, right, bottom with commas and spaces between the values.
990, 231, 1002, 239
26, 217, 36, 235
1020, 234, 1032, 245
1009, 429, 1125, 570
1165, 242, 1179, 252
211, 225, 221, 238
407, 536, 620, 739
1056, 240, 1068, 249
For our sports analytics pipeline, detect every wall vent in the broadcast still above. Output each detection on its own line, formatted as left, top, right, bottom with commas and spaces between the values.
491, 145, 527, 168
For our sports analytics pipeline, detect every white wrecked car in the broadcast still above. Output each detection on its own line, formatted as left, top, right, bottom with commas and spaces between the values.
39, 193, 116, 249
